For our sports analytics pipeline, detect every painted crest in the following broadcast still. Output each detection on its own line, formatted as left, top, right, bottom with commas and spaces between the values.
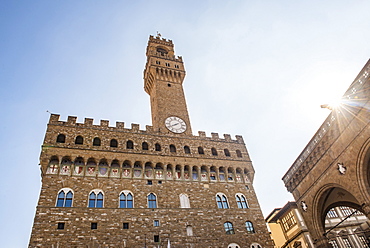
167, 171, 172, 178
156, 170, 163, 178
236, 175, 242, 182
74, 166, 83, 175
145, 170, 153, 178
99, 167, 108, 176
111, 168, 119, 176
48, 164, 58, 174
61, 165, 70, 174
87, 167, 95, 175
123, 169, 130, 177
134, 169, 141, 177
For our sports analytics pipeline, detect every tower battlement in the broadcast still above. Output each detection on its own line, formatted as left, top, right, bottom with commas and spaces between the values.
48, 114, 244, 143
149, 34, 173, 46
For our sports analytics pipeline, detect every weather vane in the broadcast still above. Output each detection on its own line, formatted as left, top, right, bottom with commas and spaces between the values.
156, 31, 162, 38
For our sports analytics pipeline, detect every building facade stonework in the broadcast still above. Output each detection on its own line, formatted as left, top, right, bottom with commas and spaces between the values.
282, 60, 370, 248
29, 35, 273, 248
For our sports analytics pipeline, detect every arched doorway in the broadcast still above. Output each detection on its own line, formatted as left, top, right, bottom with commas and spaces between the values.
315, 186, 370, 247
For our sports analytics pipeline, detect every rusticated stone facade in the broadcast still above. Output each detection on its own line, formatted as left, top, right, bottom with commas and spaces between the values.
282, 59, 370, 248
29, 35, 273, 248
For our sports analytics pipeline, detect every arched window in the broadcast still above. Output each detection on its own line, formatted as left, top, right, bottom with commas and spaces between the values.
179, 194, 190, 208
155, 143, 161, 151
216, 193, 229, 209
211, 148, 218, 156
236, 150, 242, 158
88, 190, 104, 208
198, 147, 204, 154
192, 166, 198, 180
224, 222, 234, 234
245, 221, 255, 233
93, 137, 101, 146
184, 146, 191, 154
75, 136, 83, 145
110, 139, 118, 147
142, 142, 149, 150
56, 134, 66, 143
186, 225, 193, 236
250, 243, 262, 248
126, 140, 133, 149
170, 144, 176, 153
119, 191, 133, 208
148, 193, 157, 208
224, 149, 230, 157
56, 188, 73, 207
236, 194, 249, 209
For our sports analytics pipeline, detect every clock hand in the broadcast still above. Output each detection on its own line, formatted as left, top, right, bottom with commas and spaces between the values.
172, 123, 180, 126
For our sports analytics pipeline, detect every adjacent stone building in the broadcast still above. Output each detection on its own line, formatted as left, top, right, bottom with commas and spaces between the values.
266, 202, 369, 248
29, 35, 273, 248
282, 60, 370, 248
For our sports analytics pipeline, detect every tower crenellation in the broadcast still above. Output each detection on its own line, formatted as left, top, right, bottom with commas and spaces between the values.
47, 114, 247, 143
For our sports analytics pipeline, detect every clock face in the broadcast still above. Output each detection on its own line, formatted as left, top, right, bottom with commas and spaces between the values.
165, 117, 187, 133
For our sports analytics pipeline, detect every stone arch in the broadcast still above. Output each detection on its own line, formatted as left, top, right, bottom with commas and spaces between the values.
144, 162, 153, 178
357, 137, 370, 208
313, 184, 364, 236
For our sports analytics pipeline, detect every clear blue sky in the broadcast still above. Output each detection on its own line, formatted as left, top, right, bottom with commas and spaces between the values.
1, 1, 370, 247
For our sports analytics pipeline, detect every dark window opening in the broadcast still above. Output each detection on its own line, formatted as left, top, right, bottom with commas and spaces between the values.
91, 223, 97, 230
110, 139, 118, 148
236, 150, 242, 158
224, 149, 230, 157
157, 47, 168, 55
57, 222, 65, 230
198, 147, 204, 154
158, 181, 162, 184
56, 134, 65, 143
154, 235, 160, 243
168, 83, 171, 87
75, 136, 83, 145
142, 142, 149, 150
155, 143, 161, 151
211, 148, 218, 156
93, 137, 101, 146
147, 180, 153, 185
184, 146, 191, 154
123, 223, 129, 229
127, 140, 134, 149
170, 145, 176, 153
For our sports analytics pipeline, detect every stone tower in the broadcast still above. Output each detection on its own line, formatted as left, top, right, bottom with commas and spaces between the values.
144, 35, 192, 135
28, 34, 273, 248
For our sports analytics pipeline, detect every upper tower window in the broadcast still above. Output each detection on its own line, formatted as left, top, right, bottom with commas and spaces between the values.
198, 147, 204, 155
75, 136, 83, 145
184, 146, 191, 154
142, 142, 149, 150
211, 148, 218, 156
56, 134, 65, 143
156, 47, 168, 55
127, 140, 134, 149
110, 139, 118, 148
224, 149, 231, 157
155, 143, 161, 151
93, 137, 101, 146
170, 145, 176, 153
236, 150, 243, 158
